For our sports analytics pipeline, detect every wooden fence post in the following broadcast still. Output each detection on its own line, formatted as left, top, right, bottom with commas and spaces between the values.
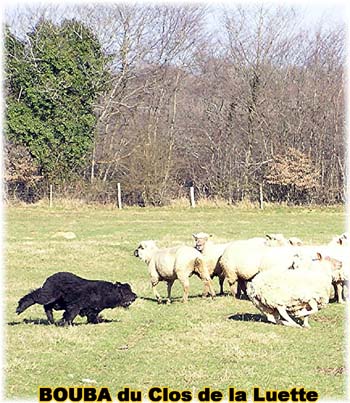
190, 186, 195, 208
49, 184, 53, 208
117, 182, 122, 209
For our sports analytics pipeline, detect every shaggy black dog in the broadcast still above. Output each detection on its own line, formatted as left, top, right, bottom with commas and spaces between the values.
16, 272, 137, 325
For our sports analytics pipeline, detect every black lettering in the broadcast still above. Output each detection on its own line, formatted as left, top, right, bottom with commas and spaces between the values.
211, 391, 223, 402
149, 387, 163, 402
253, 387, 265, 402
277, 391, 289, 402
98, 388, 113, 402
235, 391, 247, 402
198, 388, 210, 402
182, 391, 192, 402
68, 388, 83, 402
39, 388, 52, 402
85, 388, 97, 402
306, 391, 318, 402
53, 388, 68, 402
169, 391, 181, 401
118, 388, 131, 402
266, 391, 277, 402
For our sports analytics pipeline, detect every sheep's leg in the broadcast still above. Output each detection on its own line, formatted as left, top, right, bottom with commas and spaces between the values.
266, 312, 277, 324
302, 316, 310, 328
151, 278, 162, 304
296, 299, 319, 317
226, 276, 238, 298
206, 279, 216, 299
218, 275, 225, 295
336, 284, 345, 304
166, 280, 174, 304
202, 282, 210, 298
237, 278, 247, 299
276, 306, 302, 328
178, 277, 190, 303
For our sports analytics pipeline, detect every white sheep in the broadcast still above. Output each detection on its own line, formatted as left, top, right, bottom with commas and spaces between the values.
246, 253, 339, 328
294, 244, 348, 303
192, 233, 302, 297
192, 232, 230, 295
134, 240, 215, 303
219, 240, 301, 298
328, 233, 350, 247
265, 233, 303, 246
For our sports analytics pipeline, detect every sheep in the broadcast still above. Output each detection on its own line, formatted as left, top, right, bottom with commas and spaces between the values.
293, 244, 348, 303
134, 240, 215, 303
219, 240, 302, 299
328, 233, 350, 247
192, 233, 302, 297
246, 253, 340, 328
192, 232, 230, 295
265, 233, 303, 246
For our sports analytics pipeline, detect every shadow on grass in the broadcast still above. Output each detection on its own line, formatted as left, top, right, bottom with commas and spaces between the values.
228, 313, 271, 323
138, 292, 230, 304
8, 318, 122, 326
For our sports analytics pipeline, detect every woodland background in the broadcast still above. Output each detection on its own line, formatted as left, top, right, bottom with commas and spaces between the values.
4, 4, 346, 206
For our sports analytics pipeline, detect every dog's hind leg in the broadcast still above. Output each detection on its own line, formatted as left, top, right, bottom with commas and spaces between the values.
57, 305, 81, 326
44, 304, 55, 324
86, 310, 103, 324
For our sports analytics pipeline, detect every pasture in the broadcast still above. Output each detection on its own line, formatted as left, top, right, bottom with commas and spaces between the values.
4, 204, 347, 400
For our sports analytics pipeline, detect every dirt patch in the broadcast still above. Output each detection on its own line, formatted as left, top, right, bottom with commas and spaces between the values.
317, 367, 345, 376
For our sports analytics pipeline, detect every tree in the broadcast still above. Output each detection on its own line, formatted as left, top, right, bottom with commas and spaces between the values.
5, 19, 110, 184
265, 147, 320, 203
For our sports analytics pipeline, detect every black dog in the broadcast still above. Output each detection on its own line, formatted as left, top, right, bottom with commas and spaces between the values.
16, 272, 137, 325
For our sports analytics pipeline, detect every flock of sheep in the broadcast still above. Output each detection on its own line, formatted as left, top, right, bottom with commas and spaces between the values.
133, 232, 349, 329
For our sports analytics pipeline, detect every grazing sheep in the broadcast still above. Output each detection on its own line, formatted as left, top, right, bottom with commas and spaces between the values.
246, 253, 339, 328
134, 241, 215, 303
192, 232, 229, 295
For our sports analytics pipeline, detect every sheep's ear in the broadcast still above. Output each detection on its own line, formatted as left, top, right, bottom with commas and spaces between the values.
265, 234, 272, 240
316, 252, 322, 261
338, 238, 343, 246
192, 233, 198, 240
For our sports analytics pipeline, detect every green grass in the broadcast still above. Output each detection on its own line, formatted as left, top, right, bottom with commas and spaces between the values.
4, 204, 347, 400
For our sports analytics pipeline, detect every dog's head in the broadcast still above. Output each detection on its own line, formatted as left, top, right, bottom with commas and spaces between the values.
112, 282, 137, 308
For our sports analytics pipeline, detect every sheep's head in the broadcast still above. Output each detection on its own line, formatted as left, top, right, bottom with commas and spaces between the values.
312, 253, 343, 276
134, 240, 158, 263
288, 237, 303, 246
192, 232, 211, 252
265, 233, 287, 246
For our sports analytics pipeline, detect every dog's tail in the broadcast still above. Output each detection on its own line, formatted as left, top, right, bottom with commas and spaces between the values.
16, 288, 42, 315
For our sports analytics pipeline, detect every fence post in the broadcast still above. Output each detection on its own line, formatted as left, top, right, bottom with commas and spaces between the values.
190, 186, 195, 208
49, 184, 53, 208
117, 182, 122, 209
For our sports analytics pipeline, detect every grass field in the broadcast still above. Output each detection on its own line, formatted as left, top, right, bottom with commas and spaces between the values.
4, 204, 347, 401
